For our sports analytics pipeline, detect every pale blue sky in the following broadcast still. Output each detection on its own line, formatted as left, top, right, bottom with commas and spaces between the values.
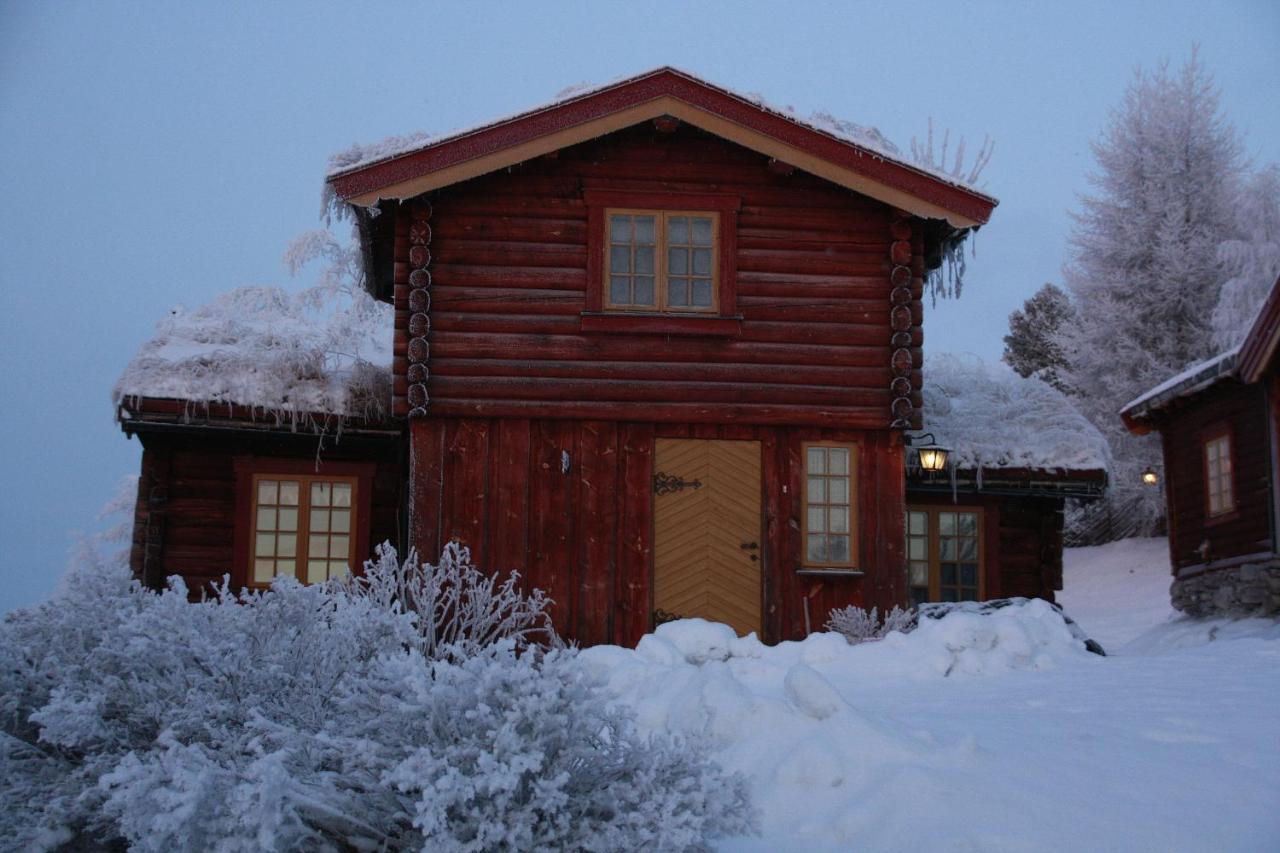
2, 0, 1278, 612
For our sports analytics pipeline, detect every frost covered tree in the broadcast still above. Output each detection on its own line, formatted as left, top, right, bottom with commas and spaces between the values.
1053, 48, 1246, 538
1211, 164, 1280, 349
0, 545, 754, 850
1002, 283, 1076, 392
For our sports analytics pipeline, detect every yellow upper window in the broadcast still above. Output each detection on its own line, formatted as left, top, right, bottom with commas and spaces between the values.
606, 210, 718, 313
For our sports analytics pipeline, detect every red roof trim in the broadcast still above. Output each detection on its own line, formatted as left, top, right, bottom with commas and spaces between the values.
1239, 274, 1280, 384
328, 68, 997, 225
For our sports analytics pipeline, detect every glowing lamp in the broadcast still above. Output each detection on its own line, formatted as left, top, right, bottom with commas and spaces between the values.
1141, 467, 1159, 486
907, 433, 950, 473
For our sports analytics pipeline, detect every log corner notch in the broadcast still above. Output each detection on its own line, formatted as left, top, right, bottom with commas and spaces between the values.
888, 210, 924, 430
405, 200, 433, 419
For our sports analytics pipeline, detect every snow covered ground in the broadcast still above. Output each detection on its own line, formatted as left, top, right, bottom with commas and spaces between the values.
584, 539, 1280, 852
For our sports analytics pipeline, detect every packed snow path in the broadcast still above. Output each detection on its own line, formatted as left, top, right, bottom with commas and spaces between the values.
583, 540, 1280, 852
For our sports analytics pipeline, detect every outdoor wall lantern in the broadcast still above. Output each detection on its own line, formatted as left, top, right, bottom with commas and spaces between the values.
907, 433, 950, 473
1141, 466, 1160, 486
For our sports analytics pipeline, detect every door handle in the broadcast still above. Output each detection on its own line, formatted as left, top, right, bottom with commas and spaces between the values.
740, 542, 758, 550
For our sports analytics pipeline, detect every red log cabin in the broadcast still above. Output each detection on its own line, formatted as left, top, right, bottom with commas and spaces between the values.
116, 68, 1101, 645
1121, 275, 1280, 616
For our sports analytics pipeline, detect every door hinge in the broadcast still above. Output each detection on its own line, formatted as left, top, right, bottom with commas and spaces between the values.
653, 471, 703, 496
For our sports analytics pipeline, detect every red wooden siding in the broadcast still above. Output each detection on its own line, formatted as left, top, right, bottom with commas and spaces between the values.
400, 123, 923, 430
410, 417, 904, 646
129, 432, 404, 597
1158, 380, 1274, 572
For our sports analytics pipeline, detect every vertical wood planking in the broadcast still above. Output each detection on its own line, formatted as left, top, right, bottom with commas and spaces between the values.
443, 420, 490, 566
409, 418, 446, 561
760, 428, 784, 643
574, 421, 618, 644
489, 419, 532, 575
616, 422, 655, 646
527, 420, 576, 637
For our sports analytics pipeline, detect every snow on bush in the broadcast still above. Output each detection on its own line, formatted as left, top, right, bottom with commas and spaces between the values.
0, 548, 753, 851
826, 605, 913, 644
920, 353, 1111, 473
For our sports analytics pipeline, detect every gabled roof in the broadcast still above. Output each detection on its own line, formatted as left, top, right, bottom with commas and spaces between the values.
326, 67, 998, 227
1121, 274, 1280, 434
1239, 274, 1280, 384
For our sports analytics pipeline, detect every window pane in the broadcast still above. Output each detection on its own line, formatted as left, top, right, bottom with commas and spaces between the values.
329, 561, 350, 580
331, 509, 351, 534
668, 278, 688, 306
634, 277, 655, 306
807, 478, 826, 502
312, 483, 331, 507
275, 560, 296, 578
829, 449, 848, 475
634, 246, 654, 274
257, 480, 278, 504
310, 535, 329, 559
253, 559, 275, 584
278, 481, 300, 506
908, 561, 929, 585
941, 539, 957, 561
255, 533, 276, 557
961, 564, 977, 586
610, 276, 630, 304
310, 508, 329, 532
807, 534, 827, 562
939, 513, 956, 535
959, 513, 977, 535
609, 215, 631, 242
669, 247, 689, 275
941, 563, 957, 585
807, 447, 826, 474
256, 507, 277, 531
829, 536, 850, 562
807, 506, 826, 532
908, 511, 926, 535
691, 217, 713, 245
691, 279, 712, 306
308, 560, 326, 580
668, 216, 688, 244
828, 478, 848, 504
829, 507, 848, 533
634, 216, 655, 243
277, 534, 297, 558
941, 589, 959, 603
692, 248, 712, 275
610, 246, 631, 273
959, 538, 978, 561
278, 508, 298, 531
330, 535, 350, 559
908, 538, 925, 560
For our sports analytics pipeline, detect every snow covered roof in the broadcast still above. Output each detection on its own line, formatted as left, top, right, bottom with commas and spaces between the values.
115, 286, 393, 425
916, 354, 1110, 474
1119, 346, 1242, 431
326, 67, 997, 228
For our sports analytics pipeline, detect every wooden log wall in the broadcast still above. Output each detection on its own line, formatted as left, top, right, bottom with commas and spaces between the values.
128, 432, 404, 598
1158, 380, 1273, 571
409, 417, 905, 646
394, 122, 923, 430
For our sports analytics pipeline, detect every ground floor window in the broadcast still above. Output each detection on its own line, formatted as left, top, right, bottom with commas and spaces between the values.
906, 506, 983, 605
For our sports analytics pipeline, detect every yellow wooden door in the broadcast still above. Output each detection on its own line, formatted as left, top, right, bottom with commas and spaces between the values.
653, 439, 762, 636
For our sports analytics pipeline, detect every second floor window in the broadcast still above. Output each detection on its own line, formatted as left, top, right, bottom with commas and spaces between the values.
606, 210, 718, 313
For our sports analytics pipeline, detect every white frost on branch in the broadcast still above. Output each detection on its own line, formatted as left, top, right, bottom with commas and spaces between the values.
920, 353, 1111, 473
114, 231, 391, 425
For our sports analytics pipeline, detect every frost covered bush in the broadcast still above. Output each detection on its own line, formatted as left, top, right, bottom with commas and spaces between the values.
826, 605, 914, 644
0, 547, 753, 851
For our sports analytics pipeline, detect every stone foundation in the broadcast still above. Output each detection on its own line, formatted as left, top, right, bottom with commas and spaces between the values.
1171, 559, 1280, 617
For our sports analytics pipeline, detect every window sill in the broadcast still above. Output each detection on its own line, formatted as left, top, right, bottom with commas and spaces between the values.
579, 312, 742, 337
796, 567, 865, 577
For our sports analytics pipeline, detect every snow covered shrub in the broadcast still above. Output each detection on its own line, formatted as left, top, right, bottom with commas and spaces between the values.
0, 546, 752, 851
345, 540, 559, 661
826, 605, 913, 644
